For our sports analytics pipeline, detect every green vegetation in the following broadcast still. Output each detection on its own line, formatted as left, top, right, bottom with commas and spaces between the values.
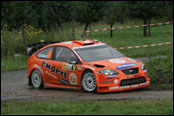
88, 24, 173, 58
1, 54, 27, 72
146, 54, 173, 90
2, 1, 173, 34
1, 99, 173, 115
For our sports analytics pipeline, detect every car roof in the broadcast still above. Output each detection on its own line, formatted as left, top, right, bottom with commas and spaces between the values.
45, 39, 104, 49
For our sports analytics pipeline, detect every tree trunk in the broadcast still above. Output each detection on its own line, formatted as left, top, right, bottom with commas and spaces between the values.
89, 23, 91, 37
110, 23, 113, 39
148, 19, 151, 37
83, 22, 90, 38
56, 20, 61, 29
143, 19, 147, 37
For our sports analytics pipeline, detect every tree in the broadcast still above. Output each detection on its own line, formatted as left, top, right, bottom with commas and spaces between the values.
73, 1, 105, 37
1, 1, 18, 29
160, 1, 173, 21
104, 1, 124, 39
124, 1, 164, 37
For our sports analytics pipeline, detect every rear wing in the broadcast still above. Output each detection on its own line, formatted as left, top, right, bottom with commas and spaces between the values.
26, 41, 59, 58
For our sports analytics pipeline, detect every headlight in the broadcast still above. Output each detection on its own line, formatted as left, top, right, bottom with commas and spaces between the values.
100, 69, 118, 75
141, 63, 146, 70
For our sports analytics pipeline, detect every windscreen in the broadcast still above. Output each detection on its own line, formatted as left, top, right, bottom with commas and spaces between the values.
74, 44, 124, 62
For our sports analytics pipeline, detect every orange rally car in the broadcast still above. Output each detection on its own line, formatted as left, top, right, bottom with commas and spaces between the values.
27, 40, 150, 93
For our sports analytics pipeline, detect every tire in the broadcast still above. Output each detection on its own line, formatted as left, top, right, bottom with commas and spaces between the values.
82, 71, 97, 92
31, 70, 43, 89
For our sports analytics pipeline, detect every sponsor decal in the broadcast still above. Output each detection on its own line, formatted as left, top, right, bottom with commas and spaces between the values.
109, 86, 118, 90
59, 79, 69, 85
78, 66, 82, 70
116, 63, 137, 70
131, 84, 139, 88
38, 54, 48, 58
69, 73, 78, 85
45, 71, 57, 79
34, 65, 44, 74
107, 75, 117, 79
119, 86, 130, 89
62, 64, 72, 70
42, 61, 67, 79
127, 75, 134, 78
140, 81, 149, 86
62, 64, 77, 71
109, 59, 126, 63
72, 65, 77, 71
100, 81, 112, 84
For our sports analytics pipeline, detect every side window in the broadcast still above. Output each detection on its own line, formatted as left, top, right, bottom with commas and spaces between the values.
37, 47, 53, 59
55, 47, 63, 61
56, 47, 77, 63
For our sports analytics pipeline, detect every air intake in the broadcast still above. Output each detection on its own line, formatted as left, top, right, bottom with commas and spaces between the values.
72, 40, 95, 45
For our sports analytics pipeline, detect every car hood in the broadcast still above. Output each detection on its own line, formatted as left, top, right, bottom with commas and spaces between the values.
87, 57, 142, 69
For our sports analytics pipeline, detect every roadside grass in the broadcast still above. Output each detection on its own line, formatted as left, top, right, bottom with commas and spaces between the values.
1, 54, 27, 72
86, 24, 173, 58
1, 99, 173, 115
145, 54, 173, 90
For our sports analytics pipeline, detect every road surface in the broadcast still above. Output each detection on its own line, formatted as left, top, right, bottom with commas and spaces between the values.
1, 69, 173, 102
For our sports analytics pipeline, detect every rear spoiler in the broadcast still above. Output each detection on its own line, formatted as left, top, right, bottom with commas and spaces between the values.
26, 41, 59, 58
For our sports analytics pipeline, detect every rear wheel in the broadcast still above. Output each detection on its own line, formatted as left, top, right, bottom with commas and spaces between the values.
82, 71, 97, 92
31, 70, 43, 89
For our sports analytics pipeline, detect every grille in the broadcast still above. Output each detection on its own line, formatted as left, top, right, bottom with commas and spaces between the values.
122, 68, 139, 75
120, 76, 146, 86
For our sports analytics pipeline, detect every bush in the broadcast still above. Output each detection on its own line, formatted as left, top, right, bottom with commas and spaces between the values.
146, 55, 173, 88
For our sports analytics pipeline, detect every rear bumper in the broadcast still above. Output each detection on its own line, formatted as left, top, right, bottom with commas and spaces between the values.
97, 80, 150, 93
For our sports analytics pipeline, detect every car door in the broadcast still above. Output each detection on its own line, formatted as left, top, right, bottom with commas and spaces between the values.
44, 46, 65, 85
51, 46, 82, 87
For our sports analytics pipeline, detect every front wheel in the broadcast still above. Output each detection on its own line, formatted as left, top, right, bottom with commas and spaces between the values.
82, 71, 97, 92
31, 70, 43, 89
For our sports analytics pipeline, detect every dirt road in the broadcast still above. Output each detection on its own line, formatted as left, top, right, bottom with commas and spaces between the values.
1, 69, 173, 102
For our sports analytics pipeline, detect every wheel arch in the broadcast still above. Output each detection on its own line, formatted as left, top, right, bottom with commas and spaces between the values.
28, 69, 35, 86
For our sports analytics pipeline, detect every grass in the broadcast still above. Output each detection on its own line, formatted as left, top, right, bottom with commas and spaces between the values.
86, 24, 173, 58
145, 54, 173, 90
1, 99, 173, 115
1, 54, 27, 72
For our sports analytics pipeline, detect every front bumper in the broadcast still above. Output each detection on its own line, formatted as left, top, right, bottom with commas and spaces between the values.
97, 76, 150, 93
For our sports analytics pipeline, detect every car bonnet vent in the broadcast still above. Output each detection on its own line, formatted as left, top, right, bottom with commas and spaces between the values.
93, 64, 105, 68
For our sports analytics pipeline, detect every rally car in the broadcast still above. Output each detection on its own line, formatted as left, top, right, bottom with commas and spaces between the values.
27, 40, 150, 93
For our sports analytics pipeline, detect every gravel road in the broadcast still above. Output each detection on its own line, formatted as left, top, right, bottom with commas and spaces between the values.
1, 69, 173, 102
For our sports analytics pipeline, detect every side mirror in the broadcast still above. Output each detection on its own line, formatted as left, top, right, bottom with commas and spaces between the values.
69, 60, 78, 64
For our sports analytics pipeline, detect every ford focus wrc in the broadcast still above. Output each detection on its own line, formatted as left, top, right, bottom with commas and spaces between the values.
27, 40, 150, 93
